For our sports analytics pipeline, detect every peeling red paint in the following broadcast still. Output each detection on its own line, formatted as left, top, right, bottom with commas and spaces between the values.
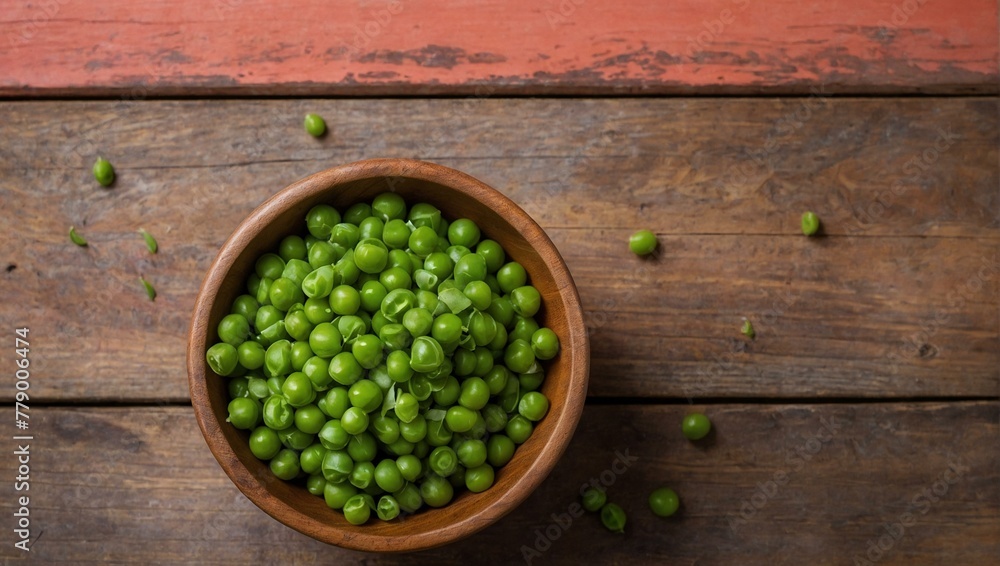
0, 0, 995, 95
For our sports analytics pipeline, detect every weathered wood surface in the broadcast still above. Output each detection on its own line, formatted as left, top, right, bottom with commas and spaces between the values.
0, 403, 995, 564
1, 0, 997, 97
0, 98, 996, 402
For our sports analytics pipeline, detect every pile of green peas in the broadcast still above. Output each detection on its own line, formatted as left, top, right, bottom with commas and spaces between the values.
205, 193, 560, 525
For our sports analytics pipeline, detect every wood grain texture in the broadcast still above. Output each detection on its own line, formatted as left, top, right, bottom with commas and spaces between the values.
0, 0, 997, 96
0, 98, 996, 402
1, 404, 996, 564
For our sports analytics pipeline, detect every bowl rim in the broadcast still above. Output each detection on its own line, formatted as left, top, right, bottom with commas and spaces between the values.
187, 158, 590, 551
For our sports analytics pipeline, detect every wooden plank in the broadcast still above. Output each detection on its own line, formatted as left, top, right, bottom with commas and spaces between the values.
0, 98, 996, 402
1, 403, 996, 564
0, 0, 996, 96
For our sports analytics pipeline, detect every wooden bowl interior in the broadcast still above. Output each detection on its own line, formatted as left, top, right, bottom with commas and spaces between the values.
188, 160, 588, 552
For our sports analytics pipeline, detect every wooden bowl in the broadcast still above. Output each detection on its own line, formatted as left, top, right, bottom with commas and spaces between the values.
187, 158, 589, 552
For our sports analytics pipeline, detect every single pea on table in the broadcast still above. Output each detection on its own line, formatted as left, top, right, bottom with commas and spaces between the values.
206, 192, 563, 525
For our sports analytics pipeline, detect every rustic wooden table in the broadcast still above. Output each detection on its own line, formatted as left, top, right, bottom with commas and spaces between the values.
1, 1, 998, 564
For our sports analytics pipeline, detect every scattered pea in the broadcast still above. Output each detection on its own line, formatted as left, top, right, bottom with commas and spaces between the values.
801, 211, 820, 236
600, 503, 626, 533
304, 113, 327, 137
139, 276, 156, 301
139, 228, 158, 254
69, 226, 88, 247
581, 488, 606, 512
682, 412, 712, 440
628, 229, 657, 256
93, 157, 115, 186
648, 487, 680, 517
741, 318, 755, 339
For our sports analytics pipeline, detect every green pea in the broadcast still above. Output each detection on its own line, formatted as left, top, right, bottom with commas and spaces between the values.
318, 419, 349, 450
505, 415, 533, 444
379, 266, 412, 292
408, 202, 442, 231
629, 229, 658, 256
487, 434, 515, 467
323, 480, 357, 510
249, 426, 281, 460
432, 376, 461, 406
582, 488, 606, 512
281, 372, 315, 407
399, 415, 427, 443
496, 262, 527, 294
649, 487, 680, 517
741, 318, 755, 339
302, 266, 335, 299
682, 412, 712, 440
348, 379, 383, 413
306, 473, 327, 496
519, 370, 545, 392
431, 313, 463, 345
409, 336, 445, 373
278, 235, 308, 261
394, 483, 423, 513
270, 448, 301, 481
377, 495, 401, 521
231, 294, 260, 323
465, 464, 494, 493
510, 286, 541, 318
444, 406, 477, 433
600, 503, 626, 533
264, 340, 292, 378
394, 392, 419, 423
269, 277, 304, 311
380, 288, 416, 323
801, 211, 821, 236
330, 284, 361, 315
456, 439, 487, 468
349, 461, 375, 490
372, 192, 407, 222
226, 397, 260, 430
284, 310, 314, 342
262, 395, 294, 430
294, 404, 326, 434
504, 339, 536, 374
447, 218, 481, 248
482, 403, 508, 433
237, 341, 265, 371
329, 351, 364, 386
374, 458, 405, 492
206, 343, 238, 376
93, 157, 115, 186
343, 494, 372, 525
306, 205, 341, 239
371, 415, 401, 445
487, 295, 515, 329
340, 406, 368, 436
308, 322, 343, 359
425, 416, 453, 446
344, 202, 372, 225
419, 474, 454, 508
518, 391, 549, 421
454, 253, 487, 288
304, 113, 326, 137
322, 450, 354, 483
395, 454, 423, 482
458, 377, 490, 411
304, 297, 335, 325
530, 327, 560, 360
308, 241, 340, 270
300, 444, 329, 475
468, 311, 498, 347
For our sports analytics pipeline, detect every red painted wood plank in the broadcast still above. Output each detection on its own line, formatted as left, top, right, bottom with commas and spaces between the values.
1, 0, 996, 96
